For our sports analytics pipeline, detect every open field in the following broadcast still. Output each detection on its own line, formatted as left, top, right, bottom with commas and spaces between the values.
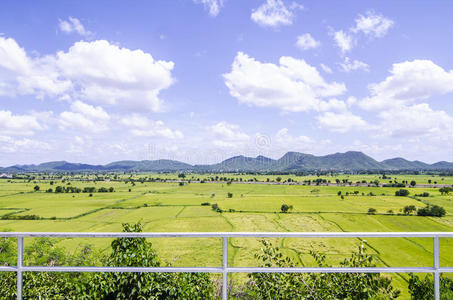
1, 174, 453, 298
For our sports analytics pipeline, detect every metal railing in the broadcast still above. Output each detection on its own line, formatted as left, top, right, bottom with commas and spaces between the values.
1, 232, 453, 300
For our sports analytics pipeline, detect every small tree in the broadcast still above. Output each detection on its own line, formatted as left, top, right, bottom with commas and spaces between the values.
33, 185, 40, 192
403, 205, 417, 215
227, 192, 233, 198
281, 204, 293, 213
395, 189, 410, 196
368, 208, 377, 215
410, 180, 416, 187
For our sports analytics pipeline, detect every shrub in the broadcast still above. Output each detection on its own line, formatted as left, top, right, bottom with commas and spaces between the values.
395, 189, 410, 196
367, 208, 377, 215
417, 205, 446, 217
281, 204, 293, 213
227, 192, 233, 198
403, 205, 417, 215
201, 202, 210, 206
246, 240, 400, 299
408, 273, 453, 299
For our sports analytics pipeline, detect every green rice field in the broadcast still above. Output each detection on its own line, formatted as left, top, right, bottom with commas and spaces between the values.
1, 174, 453, 298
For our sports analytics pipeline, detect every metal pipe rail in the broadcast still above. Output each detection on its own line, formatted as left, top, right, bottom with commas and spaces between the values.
1, 232, 452, 300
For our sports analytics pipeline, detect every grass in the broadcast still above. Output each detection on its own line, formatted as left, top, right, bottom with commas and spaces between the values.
1, 176, 453, 298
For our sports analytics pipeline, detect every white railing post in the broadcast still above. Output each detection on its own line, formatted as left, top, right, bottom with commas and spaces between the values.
222, 236, 228, 300
433, 236, 440, 300
17, 237, 23, 300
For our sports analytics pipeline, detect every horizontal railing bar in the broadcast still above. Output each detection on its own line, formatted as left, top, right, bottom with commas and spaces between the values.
1, 266, 453, 274
1, 232, 453, 238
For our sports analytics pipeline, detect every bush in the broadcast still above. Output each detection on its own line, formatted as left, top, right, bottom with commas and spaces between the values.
201, 202, 210, 206
403, 205, 417, 215
417, 205, 446, 217
367, 208, 376, 215
246, 240, 400, 299
395, 189, 410, 196
227, 192, 233, 198
280, 204, 293, 213
409, 273, 453, 299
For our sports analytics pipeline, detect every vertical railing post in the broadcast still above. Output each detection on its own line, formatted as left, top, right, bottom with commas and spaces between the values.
433, 236, 440, 300
222, 236, 228, 300
17, 237, 23, 300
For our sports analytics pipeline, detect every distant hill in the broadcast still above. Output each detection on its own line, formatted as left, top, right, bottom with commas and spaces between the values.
1, 151, 452, 173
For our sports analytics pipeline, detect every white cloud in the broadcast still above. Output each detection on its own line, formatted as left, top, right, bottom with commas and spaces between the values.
360, 59, 453, 110
58, 17, 93, 37
333, 30, 354, 53
320, 64, 333, 74
377, 103, 453, 138
296, 33, 320, 50
56, 40, 175, 111
194, 0, 224, 16
0, 135, 51, 153
0, 37, 175, 112
0, 110, 43, 136
120, 114, 183, 139
317, 111, 367, 133
339, 57, 369, 72
275, 128, 313, 145
352, 11, 394, 38
0, 37, 71, 98
209, 121, 249, 148
59, 101, 110, 133
251, 0, 302, 28
223, 52, 346, 112
318, 98, 348, 112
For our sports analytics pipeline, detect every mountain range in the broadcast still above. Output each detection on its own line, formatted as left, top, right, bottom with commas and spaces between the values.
1, 151, 453, 173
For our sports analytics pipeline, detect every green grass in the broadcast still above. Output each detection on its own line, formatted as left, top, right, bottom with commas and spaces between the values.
1, 176, 453, 298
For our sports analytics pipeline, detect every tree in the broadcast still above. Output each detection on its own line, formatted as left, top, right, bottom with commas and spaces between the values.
409, 273, 453, 299
395, 189, 410, 196
227, 192, 233, 198
280, 204, 293, 213
403, 205, 417, 215
410, 180, 416, 187
367, 208, 376, 215
417, 205, 446, 217
33, 185, 40, 191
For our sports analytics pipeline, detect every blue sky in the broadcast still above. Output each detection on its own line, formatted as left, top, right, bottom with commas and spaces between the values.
1, 0, 453, 166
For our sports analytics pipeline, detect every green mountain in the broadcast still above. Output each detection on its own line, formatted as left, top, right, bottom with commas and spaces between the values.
381, 158, 431, 170
1, 151, 452, 172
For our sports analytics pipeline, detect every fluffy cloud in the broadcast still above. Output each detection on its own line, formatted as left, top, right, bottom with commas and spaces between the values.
0, 135, 51, 153
317, 111, 367, 133
332, 11, 393, 54
209, 121, 250, 148
0, 37, 72, 98
56, 40, 174, 111
275, 128, 313, 145
360, 59, 453, 110
377, 103, 453, 138
251, 0, 303, 28
352, 11, 394, 38
59, 101, 110, 133
339, 57, 369, 72
120, 114, 183, 139
0, 110, 43, 136
223, 52, 346, 112
333, 30, 354, 53
193, 0, 223, 16
0, 37, 175, 111
58, 17, 93, 37
296, 33, 320, 50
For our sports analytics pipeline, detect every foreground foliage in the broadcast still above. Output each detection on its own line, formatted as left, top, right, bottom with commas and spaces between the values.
0, 223, 215, 299
245, 240, 400, 299
408, 273, 453, 299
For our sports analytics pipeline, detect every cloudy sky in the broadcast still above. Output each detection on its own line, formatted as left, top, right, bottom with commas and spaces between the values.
1, 0, 453, 166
